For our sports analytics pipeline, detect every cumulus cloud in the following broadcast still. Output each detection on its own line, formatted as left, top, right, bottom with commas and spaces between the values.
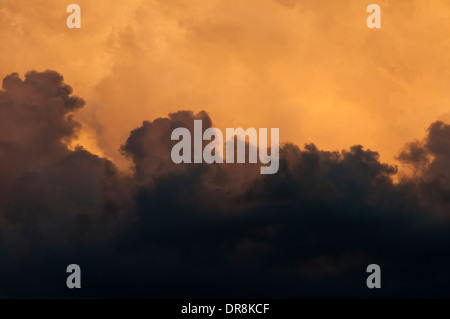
0, 71, 133, 244
121, 110, 212, 184
398, 121, 450, 215
1, 71, 450, 298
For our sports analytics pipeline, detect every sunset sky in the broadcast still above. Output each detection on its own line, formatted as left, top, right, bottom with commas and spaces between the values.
2, 0, 450, 169
2, 0, 450, 299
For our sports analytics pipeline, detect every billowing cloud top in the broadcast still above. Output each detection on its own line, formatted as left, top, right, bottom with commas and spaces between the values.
1, 71, 450, 298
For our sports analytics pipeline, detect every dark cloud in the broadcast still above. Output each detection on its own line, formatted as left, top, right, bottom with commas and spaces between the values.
398, 121, 450, 216
0, 70, 133, 244
1, 70, 450, 298
120, 110, 212, 184
0, 71, 83, 192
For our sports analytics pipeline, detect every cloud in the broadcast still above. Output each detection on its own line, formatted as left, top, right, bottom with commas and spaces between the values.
121, 110, 212, 184
398, 121, 450, 215
0, 70, 133, 244
2, 71, 450, 298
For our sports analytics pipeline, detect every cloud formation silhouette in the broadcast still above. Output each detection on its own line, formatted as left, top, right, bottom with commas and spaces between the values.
1, 71, 450, 298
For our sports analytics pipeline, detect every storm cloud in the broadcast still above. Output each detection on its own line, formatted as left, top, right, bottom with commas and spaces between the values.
1, 71, 450, 298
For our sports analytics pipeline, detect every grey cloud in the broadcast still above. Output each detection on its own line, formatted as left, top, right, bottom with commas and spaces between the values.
1, 71, 450, 298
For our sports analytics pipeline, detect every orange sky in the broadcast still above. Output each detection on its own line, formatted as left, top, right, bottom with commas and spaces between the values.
1, 0, 450, 170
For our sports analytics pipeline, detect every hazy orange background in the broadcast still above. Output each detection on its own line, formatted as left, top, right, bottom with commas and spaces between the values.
1, 0, 450, 170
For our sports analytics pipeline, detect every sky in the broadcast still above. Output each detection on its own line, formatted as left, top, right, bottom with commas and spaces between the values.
1, 0, 450, 298
2, 0, 450, 169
